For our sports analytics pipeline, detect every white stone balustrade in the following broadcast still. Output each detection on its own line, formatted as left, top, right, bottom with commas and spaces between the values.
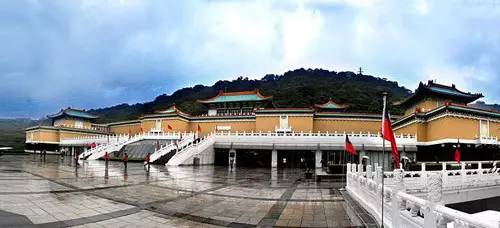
346, 162, 500, 228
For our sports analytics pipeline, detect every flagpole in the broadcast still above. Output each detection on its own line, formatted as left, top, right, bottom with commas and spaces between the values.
381, 92, 387, 228
341, 141, 346, 190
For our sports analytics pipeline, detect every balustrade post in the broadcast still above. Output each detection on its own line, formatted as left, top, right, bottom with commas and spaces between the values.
478, 162, 483, 175
424, 172, 443, 228
391, 168, 406, 228
347, 163, 353, 187
366, 165, 373, 179
421, 163, 427, 187
375, 166, 383, 185
358, 164, 363, 174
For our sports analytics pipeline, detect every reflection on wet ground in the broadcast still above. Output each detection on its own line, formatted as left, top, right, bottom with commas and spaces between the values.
0, 155, 375, 227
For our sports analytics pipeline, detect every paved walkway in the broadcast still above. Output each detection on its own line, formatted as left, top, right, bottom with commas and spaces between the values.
0, 155, 370, 227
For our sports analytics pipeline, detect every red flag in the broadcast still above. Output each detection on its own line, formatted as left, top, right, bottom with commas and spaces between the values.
382, 98, 400, 169
197, 125, 202, 132
140, 127, 144, 133
90, 142, 96, 149
454, 140, 461, 164
345, 135, 357, 155
167, 125, 173, 130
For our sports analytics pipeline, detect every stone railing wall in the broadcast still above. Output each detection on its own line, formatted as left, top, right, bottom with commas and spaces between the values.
346, 163, 500, 228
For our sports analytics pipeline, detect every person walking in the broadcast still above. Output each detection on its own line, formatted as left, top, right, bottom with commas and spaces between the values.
123, 153, 128, 170
144, 153, 151, 171
42, 149, 47, 161
229, 156, 235, 171
104, 152, 109, 168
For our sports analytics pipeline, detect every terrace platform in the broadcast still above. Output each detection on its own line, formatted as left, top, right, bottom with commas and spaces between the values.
0, 155, 375, 227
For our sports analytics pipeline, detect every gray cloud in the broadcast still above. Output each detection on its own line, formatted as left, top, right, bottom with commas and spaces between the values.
0, 0, 499, 118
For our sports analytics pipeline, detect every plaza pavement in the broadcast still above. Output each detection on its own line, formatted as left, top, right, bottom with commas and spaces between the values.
0, 155, 376, 227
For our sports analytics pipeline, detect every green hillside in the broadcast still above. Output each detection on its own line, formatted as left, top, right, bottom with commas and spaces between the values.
2, 68, 414, 150
89, 68, 411, 123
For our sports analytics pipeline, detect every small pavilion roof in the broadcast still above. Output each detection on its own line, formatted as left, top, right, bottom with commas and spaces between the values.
197, 89, 272, 104
155, 104, 190, 116
395, 80, 483, 107
314, 98, 348, 110
47, 107, 98, 120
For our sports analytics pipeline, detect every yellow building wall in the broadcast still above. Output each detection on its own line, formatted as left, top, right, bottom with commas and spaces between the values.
313, 119, 381, 133
425, 116, 479, 141
161, 118, 190, 132
255, 116, 280, 132
394, 122, 427, 141
26, 129, 60, 143
288, 116, 314, 132
141, 120, 156, 133
190, 121, 256, 136
109, 123, 142, 135
489, 121, 500, 138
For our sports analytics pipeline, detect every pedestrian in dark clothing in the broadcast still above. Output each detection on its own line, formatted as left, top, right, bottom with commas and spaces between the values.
42, 149, 47, 161
104, 152, 109, 168
123, 153, 129, 169
144, 153, 151, 171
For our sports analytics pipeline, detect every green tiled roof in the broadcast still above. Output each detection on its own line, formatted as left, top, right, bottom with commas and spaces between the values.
314, 99, 348, 110
47, 108, 98, 119
198, 90, 272, 104
395, 80, 483, 107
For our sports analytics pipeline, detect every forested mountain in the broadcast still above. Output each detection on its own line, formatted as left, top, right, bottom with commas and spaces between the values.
89, 68, 412, 123
0, 118, 38, 151
0, 68, 421, 151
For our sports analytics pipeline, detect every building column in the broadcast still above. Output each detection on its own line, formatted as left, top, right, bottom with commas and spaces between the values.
271, 149, 278, 168
315, 150, 322, 168
71, 146, 75, 157
229, 149, 236, 167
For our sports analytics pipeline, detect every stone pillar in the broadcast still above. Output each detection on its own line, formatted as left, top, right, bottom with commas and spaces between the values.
366, 165, 373, 179
424, 172, 443, 228
358, 164, 363, 174
478, 162, 483, 175
271, 149, 278, 168
375, 166, 383, 185
71, 146, 75, 157
315, 150, 322, 168
392, 168, 405, 228
229, 149, 236, 167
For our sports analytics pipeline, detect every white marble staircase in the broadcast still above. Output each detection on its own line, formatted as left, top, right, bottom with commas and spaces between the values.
166, 133, 216, 166
149, 133, 195, 163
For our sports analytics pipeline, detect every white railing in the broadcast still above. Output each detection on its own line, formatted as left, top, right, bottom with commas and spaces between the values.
381, 161, 500, 192
346, 163, 500, 228
62, 131, 186, 146
149, 133, 195, 163
166, 133, 216, 166
213, 130, 415, 139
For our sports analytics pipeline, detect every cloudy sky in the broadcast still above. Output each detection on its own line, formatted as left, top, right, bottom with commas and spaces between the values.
1, 0, 500, 118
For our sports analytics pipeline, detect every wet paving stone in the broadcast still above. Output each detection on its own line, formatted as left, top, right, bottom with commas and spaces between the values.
0, 155, 373, 227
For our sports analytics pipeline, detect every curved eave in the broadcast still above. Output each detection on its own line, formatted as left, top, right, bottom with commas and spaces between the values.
393, 104, 500, 127
141, 113, 191, 120
47, 112, 98, 120
395, 84, 483, 107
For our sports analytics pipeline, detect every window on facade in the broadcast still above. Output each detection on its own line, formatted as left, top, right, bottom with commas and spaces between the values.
280, 115, 289, 129
480, 120, 489, 138
155, 120, 162, 130
74, 120, 83, 128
